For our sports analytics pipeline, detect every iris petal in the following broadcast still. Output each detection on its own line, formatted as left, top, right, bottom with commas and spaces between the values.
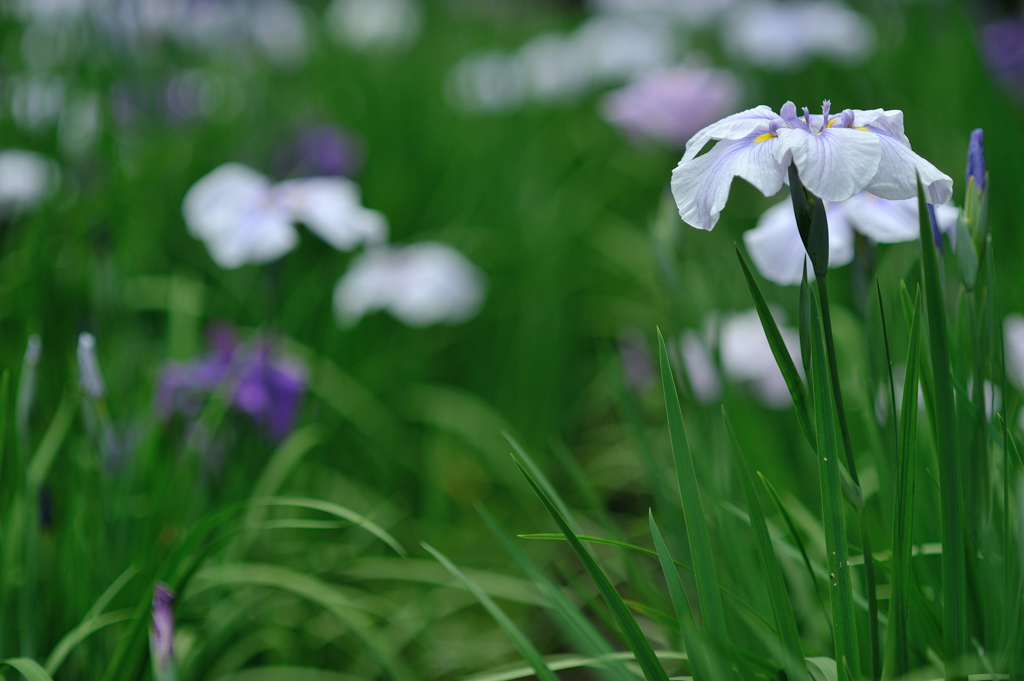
682, 104, 780, 161
671, 133, 788, 231
743, 197, 854, 285
863, 132, 953, 204
775, 127, 880, 201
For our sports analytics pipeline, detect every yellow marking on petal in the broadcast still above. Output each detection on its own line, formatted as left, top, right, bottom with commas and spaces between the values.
826, 118, 839, 128
853, 126, 868, 131
755, 133, 776, 143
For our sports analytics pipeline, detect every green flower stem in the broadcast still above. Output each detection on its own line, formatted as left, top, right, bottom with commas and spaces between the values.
818, 276, 881, 681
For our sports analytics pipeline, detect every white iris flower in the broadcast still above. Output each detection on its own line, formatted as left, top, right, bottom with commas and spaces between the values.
333, 242, 486, 327
182, 163, 386, 269
671, 100, 953, 232
744, 192, 960, 285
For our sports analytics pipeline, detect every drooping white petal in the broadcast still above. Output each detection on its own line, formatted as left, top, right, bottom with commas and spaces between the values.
841, 193, 919, 242
0, 149, 60, 211
862, 132, 953, 204
671, 134, 788, 231
682, 104, 779, 161
274, 177, 388, 251
775, 127, 880, 201
743, 197, 855, 284
680, 330, 722, 404
334, 243, 486, 327
182, 163, 298, 268
851, 108, 910, 146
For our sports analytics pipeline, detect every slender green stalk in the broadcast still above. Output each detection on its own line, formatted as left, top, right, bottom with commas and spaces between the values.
917, 174, 968, 680
817, 276, 880, 680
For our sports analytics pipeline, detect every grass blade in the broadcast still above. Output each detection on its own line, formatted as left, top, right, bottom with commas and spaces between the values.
736, 246, 815, 449
512, 454, 670, 681
476, 504, 635, 681
917, 172, 967, 679
649, 511, 712, 681
883, 286, 923, 680
45, 610, 134, 676
808, 286, 860, 681
422, 542, 560, 681
1, 658, 55, 681
725, 414, 809, 681
656, 328, 729, 650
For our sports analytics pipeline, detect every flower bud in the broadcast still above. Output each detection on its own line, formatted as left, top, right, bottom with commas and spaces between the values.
966, 128, 985, 191
77, 332, 106, 399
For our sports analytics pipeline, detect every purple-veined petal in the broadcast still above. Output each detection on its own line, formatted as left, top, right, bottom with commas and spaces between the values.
274, 177, 388, 251
862, 132, 953, 204
742, 196, 854, 285
775, 126, 880, 201
682, 104, 779, 161
671, 133, 788, 231
851, 108, 910, 146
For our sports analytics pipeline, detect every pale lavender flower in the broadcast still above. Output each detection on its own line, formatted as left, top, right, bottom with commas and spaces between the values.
182, 163, 386, 269
333, 243, 486, 327
719, 309, 801, 409
151, 583, 175, 673
671, 100, 953, 232
1005, 314, 1024, 392
77, 332, 106, 399
722, 0, 875, 70
589, 0, 736, 27
680, 329, 722, 404
0, 150, 60, 213
743, 192, 959, 285
326, 0, 422, 52
600, 66, 741, 148
156, 325, 308, 440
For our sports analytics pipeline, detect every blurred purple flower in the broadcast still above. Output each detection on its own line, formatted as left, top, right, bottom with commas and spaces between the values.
981, 18, 1024, 98
156, 324, 308, 440
151, 583, 175, 672
617, 329, 654, 393
600, 66, 740, 148
966, 128, 985, 191
275, 125, 364, 178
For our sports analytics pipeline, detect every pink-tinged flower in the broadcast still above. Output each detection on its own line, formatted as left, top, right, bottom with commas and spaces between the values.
600, 66, 741, 148
670, 100, 953, 232
182, 163, 387, 269
743, 192, 959, 285
156, 324, 308, 441
722, 0, 875, 70
333, 243, 486, 327
150, 583, 175, 673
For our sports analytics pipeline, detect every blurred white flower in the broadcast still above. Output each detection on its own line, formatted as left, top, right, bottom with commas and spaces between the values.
743, 192, 960, 285
9, 75, 66, 131
719, 308, 801, 408
589, 0, 736, 26
722, 0, 876, 70
182, 163, 386, 269
326, 0, 422, 52
448, 14, 674, 112
0, 150, 60, 213
600, 65, 740, 148
680, 329, 722, 404
1005, 314, 1024, 392
250, 0, 310, 68
77, 332, 106, 400
333, 243, 486, 327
